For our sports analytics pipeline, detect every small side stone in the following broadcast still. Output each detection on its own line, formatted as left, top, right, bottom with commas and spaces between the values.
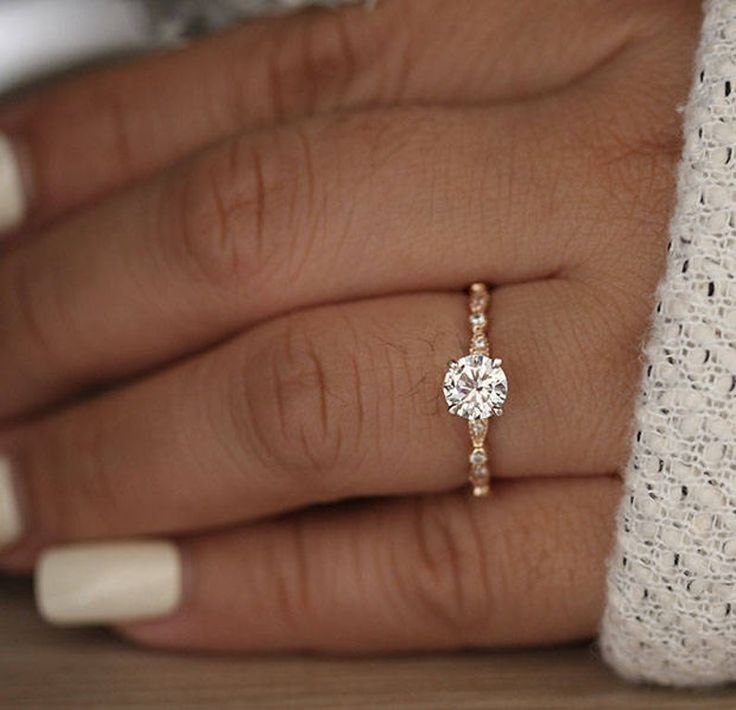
470, 448, 487, 466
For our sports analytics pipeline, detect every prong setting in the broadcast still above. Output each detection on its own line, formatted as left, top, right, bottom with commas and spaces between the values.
443, 354, 507, 420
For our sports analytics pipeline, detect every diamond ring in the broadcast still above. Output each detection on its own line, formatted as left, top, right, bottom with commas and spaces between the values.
443, 283, 508, 497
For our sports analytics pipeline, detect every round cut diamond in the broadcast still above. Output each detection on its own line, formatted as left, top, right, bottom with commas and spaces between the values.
443, 354, 507, 420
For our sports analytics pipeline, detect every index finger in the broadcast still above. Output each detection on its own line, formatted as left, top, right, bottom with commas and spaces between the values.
0, 0, 642, 235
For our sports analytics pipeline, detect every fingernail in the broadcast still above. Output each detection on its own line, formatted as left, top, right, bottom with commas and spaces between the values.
0, 133, 27, 233
36, 541, 183, 626
0, 456, 23, 550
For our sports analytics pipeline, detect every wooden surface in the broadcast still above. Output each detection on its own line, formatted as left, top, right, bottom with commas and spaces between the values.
1, 577, 733, 709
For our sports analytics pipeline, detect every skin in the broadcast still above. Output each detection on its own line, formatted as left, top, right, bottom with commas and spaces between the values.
0, 0, 701, 651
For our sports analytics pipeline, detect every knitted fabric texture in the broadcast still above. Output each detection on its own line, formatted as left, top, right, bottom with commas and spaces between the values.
600, 0, 736, 686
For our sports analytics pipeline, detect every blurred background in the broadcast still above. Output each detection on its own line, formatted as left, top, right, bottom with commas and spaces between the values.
0, 0, 346, 96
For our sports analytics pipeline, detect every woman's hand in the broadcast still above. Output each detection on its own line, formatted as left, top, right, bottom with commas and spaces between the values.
0, 0, 700, 651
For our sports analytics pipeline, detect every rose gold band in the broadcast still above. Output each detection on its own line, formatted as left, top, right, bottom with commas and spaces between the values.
467, 284, 491, 496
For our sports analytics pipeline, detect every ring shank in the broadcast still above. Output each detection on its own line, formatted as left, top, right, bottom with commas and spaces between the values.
467, 283, 491, 496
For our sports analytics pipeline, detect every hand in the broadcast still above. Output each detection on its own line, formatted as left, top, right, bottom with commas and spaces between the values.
0, 0, 699, 652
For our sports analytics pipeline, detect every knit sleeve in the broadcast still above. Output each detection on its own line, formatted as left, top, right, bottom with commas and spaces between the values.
600, 0, 736, 686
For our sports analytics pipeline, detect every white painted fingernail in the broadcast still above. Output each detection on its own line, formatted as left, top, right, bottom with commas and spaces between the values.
0, 133, 27, 232
0, 456, 23, 550
36, 541, 183, 626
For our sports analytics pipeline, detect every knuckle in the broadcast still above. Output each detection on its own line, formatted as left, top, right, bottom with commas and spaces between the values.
6, 258, 56, 370
571, 124, 678, 275
582, 10, 695, 166
402, 496, 493, 640
494, 497, 557, 614
595, 125, 680, 210
264, 8, 387, 115
282, 127, 323, 280
159, 135, 295, 295
230, 306, 439, 499
575, 138, 675, 281
5, 255, 78, 381
34, 77, 141, 178
296, 13, 361, 110
237, 315, 356, 498
266, 517, 317, 633
89, 81, 140, 175
19, 417, 116, 540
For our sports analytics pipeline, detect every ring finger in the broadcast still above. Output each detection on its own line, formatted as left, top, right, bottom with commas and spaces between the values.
2, 282, 639, 566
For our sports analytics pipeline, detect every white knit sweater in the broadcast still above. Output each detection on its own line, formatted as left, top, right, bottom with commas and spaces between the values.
184, 0, 734, 686
600, 0, 736, 686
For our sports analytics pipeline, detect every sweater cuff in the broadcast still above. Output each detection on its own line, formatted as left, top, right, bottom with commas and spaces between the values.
600, 0, 736, 686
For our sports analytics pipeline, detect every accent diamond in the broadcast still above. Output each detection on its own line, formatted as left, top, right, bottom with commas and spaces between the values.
470, 449, 487, 465
443, 354, 508, 420
471, 464, 490, 480
471, 334, 488, 350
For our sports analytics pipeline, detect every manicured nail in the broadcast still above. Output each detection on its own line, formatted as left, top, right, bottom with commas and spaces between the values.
0, 456, 23, 550
36, 541, 183, 626
0, 133, 27, 232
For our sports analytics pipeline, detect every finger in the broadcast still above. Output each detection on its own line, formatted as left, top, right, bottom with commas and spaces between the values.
34, 477, 620, 649
0, 85, 674, 421
3, 285, 641, 563
0, 0, 641, 234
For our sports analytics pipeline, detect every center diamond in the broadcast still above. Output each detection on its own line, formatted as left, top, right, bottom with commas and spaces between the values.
443, 354, 507, 420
